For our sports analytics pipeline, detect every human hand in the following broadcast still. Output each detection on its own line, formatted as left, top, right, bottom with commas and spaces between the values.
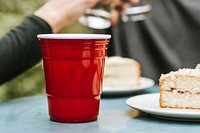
91, 0, 140, 26
111, 0, 140, 25
34, 0, 100, 33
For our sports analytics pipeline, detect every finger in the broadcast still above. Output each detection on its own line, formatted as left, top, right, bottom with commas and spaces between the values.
111, 7, 120, 25
113, 0, 121, 4
130, 0, 140, 4
121, 0, 140, 4
101, 0, 111, 4
113, 0, 124, 12
84, 0, 100, 8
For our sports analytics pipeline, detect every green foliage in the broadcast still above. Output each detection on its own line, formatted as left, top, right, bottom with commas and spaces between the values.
0, 63, 45, 102
0, 0, 46, 14
0, 0, 47, 35
0, 0, 86, 102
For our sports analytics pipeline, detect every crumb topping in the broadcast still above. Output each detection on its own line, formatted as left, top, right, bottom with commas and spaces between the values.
160, 68, 200, 80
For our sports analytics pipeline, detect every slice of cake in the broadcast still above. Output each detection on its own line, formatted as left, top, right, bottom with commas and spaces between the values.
159, 68, 200, 109
103, 56, 141, 87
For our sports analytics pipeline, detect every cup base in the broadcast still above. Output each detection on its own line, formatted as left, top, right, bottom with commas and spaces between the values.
47, 95, 100, 123
50, 116, 97, 123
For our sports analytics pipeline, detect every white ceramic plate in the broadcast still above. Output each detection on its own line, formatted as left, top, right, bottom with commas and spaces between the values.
126, 93, 200, 120
102, 77, 154, 95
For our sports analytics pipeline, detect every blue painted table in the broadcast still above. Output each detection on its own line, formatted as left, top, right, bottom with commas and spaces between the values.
0, 85, 200, 133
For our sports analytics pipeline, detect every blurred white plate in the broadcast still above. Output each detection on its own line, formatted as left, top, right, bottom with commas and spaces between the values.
102, 77, 154, 95
126, 93, 200, 120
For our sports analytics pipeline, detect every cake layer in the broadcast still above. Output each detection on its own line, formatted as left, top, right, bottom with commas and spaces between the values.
160, 75, 200, 93
160, 91, 200, 109
103, 56, 141, 87
104, 65, 139, 78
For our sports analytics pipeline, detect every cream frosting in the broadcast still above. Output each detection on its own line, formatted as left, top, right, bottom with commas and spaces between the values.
160, 68, 200, 80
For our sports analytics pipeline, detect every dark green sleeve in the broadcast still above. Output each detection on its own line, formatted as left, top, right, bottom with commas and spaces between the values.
0, 15, 52, 85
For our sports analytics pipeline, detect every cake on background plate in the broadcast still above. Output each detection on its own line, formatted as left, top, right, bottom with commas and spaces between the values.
159, 67, 200, 109
103, 56, 141, 87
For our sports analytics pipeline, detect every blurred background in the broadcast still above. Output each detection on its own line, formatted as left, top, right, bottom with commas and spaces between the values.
0, 0, 86, 102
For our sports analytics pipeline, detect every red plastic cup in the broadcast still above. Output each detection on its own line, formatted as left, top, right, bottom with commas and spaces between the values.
37, 34, 111, 123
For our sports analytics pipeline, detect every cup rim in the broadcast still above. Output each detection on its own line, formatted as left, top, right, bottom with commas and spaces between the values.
37, 34, 111, 39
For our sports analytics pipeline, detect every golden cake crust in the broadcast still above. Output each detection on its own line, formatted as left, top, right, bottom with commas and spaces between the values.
159, 68, 200, 110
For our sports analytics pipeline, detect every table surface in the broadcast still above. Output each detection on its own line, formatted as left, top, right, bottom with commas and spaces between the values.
1, 85, 200, 133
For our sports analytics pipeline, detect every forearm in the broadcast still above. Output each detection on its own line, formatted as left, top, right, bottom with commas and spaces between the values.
0, 15, 52, 85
